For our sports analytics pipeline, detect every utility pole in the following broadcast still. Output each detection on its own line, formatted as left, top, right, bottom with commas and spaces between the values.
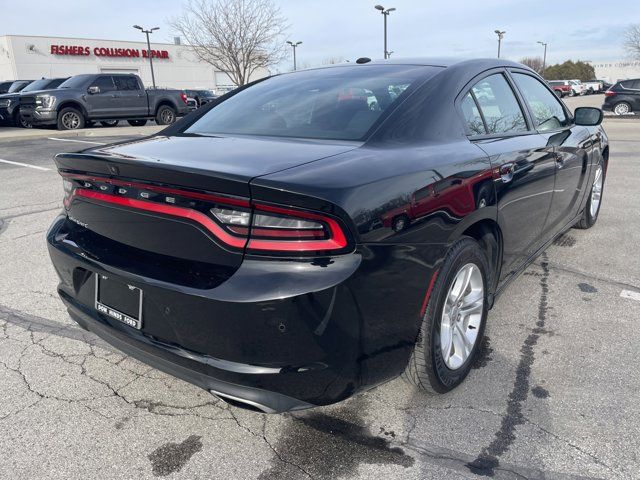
133, 25, 159, 89
494, 30, 506, 58
537, 41, 548, 77
286, 41, 302, 70
374, 5, 396, 59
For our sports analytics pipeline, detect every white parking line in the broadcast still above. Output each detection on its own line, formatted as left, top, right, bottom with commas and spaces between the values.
620, 290, 640, 302
0, 158, 51, 171
47, 137, 106, 145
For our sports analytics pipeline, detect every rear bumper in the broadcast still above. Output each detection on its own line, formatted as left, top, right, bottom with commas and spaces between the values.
63, 297, 314, 413
48, 214, 364, 411
47, 209, 437, 411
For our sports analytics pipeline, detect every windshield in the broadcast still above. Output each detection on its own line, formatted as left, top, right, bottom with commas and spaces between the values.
186, 65, 439, 141
8, 81, 31, 93
58, 75, 93, 89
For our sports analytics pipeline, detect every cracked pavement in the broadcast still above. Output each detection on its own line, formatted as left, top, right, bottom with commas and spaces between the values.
1, 118, 639, 479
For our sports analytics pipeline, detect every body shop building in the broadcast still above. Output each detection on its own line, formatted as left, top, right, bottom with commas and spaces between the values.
0, 34, 267, 92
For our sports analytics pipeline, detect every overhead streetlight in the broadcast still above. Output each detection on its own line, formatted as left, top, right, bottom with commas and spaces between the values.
537, 41, 548, 77
494, 29, 506, 58
374, 5, 396, 59
286, 41, 302, 71
133, 25, 160, 89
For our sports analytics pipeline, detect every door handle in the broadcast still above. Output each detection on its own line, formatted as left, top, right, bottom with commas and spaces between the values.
499, 163, 515, 183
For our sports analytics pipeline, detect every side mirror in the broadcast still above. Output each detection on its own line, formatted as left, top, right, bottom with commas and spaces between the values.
574, 107, 603, 126
88, 86, 100, 95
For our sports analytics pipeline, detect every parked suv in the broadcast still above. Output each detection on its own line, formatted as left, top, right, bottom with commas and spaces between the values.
20, 73, 190, 130
0, 77, 68, 127
0, 80, 34, 95
602, 78, 640, 115
547, 80, 572, 97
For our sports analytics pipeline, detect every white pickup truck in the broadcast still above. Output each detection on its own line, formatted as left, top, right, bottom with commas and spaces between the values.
583, 79, 604, 94
569, 80, 587, 96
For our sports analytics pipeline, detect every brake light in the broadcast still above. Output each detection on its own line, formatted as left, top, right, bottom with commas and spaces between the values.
180, 92, 188, 104
604, 90, 616, 97
60, 174, 350, 255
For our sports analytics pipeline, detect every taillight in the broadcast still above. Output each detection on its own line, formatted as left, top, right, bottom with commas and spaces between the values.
604, 90, 616, 97
180, 92, 188, 104
60, 173, 350, 255
210, 203, 348, 252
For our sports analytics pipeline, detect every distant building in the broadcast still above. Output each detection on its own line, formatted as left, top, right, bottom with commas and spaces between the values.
0, 34, 268, 92
589, 60, 640, 83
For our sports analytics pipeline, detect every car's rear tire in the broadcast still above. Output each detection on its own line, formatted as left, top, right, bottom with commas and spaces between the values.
127, 119, 148, 127
613, 102, 632, 115
100, 120, 118, 127
575, 162, 605, 229
403, 237, 489, 394
155, 105, 176, 125
57, 107, 85, 130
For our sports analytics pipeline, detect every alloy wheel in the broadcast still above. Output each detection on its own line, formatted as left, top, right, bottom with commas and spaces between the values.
614, 103, 630, 115
161, 108, 175, 124
62, 112, 81, 129
440, 263, 484, 370
590, 165, 603, 218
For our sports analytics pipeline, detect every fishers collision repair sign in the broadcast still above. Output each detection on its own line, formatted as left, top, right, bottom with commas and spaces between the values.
50, 44, 170, 59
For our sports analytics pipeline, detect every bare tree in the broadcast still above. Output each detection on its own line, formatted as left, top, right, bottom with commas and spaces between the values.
170, 0, 288, 86
519, 56, 544, 73
322, 56, 346, 65
623, 24, 640, 61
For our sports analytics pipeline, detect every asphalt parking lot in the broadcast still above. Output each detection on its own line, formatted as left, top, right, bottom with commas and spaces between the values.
1, 106, 639, 479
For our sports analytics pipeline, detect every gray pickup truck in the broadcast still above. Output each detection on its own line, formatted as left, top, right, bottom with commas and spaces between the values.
19, 73, 190, 130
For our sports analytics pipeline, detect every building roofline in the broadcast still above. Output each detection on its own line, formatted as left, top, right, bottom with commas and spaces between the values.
0, 33, 181, 47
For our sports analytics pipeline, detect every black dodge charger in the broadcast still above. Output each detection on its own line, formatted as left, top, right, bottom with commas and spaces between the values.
47, 58, 608, 413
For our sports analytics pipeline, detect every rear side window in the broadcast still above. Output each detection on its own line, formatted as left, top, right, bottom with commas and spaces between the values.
512, 73, 568, 132
470, 74, 527, 134
460, 92, 486, 135
91, 76, 115, 92
114, 76, 140, 91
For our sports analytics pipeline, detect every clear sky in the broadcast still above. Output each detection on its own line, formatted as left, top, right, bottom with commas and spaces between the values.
1, 0, 635, 71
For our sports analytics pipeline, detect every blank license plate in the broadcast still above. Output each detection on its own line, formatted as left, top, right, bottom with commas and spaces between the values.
95, 274, 143, 329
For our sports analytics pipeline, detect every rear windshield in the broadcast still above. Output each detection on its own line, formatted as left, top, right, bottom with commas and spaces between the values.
185, 65, 440, 141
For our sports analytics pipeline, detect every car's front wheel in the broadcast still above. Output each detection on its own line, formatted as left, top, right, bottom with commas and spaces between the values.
404, 237, 489, 393
57, 107, 85, 130
575, 162, 605, 229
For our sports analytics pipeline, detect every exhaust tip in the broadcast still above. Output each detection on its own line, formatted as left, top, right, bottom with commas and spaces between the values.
210, 389, 277, 414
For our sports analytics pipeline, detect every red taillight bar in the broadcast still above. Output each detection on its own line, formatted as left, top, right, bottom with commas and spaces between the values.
63, 174, 350, 254
248, 203, 348, 252
604, 91, 615, 97
74, 189, 247, 248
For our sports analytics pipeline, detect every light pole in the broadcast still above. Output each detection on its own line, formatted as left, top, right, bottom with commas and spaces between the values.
374, 5, 396, 59
286, 41, 302, 71
537, 41, 548, 77
133, 25, 159, 89
494, 29, 506, 58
